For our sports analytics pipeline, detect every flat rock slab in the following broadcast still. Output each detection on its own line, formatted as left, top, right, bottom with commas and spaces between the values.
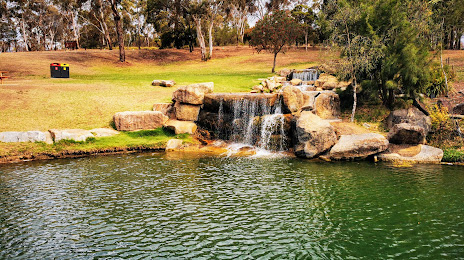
0, 131, 53, 144
90, 128, 120, 137
378, 145, 443, 164
113, 111, 168, 131
164, 120, 197, 134
329, 133, 389, 160
49, 129, 94, 142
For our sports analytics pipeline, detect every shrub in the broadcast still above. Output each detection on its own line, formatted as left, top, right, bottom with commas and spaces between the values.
442, 149, 464, 162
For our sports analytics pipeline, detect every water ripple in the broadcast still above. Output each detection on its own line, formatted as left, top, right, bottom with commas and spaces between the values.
0, 154, 463, 259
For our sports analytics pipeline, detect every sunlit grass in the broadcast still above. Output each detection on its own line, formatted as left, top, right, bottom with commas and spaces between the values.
0, 47, 321, 131
0, 128, 192, 158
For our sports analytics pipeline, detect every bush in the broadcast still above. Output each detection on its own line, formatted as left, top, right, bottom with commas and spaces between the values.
426, 63, 455, 98
442, 149, 464, 162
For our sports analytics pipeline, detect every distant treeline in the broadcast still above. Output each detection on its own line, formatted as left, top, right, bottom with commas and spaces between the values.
0, 0, 462, 54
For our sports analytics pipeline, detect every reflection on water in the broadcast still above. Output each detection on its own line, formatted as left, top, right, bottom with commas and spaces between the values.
0, 153, 463, 259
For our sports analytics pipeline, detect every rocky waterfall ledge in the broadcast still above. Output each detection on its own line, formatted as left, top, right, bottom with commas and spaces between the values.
150, 82, 443, 163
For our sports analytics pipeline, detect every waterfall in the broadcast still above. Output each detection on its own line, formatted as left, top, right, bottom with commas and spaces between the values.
217, 96, 287, 151
292, 69, 318, 82
258, 102, 286, 151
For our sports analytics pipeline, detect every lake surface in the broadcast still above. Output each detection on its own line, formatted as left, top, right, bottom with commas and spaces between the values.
0, 153, 463, 259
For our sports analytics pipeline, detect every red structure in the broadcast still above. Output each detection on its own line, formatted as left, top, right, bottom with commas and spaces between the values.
65, 41, 78, 50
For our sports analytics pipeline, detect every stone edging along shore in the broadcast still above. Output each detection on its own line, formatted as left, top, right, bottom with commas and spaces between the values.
0, 146, 165, 164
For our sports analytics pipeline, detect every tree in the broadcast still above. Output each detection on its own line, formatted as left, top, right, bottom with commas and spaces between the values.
291, 4, 316, 51
225, 0, 256, 44
108, 0, 125, 62
326, 0, 435, 114
249, 10, 301, 73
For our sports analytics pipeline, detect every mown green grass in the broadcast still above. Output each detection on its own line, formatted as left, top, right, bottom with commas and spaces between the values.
0, 128, 192, 158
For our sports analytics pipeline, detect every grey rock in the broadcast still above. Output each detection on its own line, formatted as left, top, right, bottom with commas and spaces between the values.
49, 129, 95, 142
0, 131, 52, 144
387, 123, 426, 145
386, 108, 432, 133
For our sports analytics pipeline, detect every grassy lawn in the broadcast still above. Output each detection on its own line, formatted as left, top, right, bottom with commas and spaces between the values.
0, 46, 325, 132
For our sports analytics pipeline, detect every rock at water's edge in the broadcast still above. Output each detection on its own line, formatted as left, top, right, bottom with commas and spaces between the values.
329, 133, 389, 160
164, 120, 197, 134
166, 139, 183, 151
378, 145, 443, 164
294, 111, 337, 158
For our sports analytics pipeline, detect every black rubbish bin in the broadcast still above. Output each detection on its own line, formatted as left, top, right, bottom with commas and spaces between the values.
60, 64, 70, 78
50, 63, 61, 78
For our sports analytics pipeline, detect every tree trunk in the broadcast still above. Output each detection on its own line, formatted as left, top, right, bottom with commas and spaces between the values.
194, 16, 207, 61
350, 80, 357, 122
20, 16, 29, 51
111, 0, 125, 62
272, 52, 277, 73
98, 0, 112, 50
70, 11, 80, 49
208, 20, 213, 60
305, 31, 308, 51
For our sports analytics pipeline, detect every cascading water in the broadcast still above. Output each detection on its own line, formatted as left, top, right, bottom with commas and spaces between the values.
292, 69, 318, 81
216, 96, 287, 152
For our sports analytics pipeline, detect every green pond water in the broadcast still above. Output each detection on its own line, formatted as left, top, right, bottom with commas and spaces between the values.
0, 153, 463, 259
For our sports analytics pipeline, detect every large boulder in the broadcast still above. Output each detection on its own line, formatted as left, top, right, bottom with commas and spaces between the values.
49, 129, 94, 142
113, 111, 168, 131
386, 107, 432, 133
301, 91, 340, 119
282, 86, 304, 113
294, 111, 337, 158
90, 128, 120, 137
174, 102, 201, 121
387, 123, 426, 145
452, 103, 464, 115
378, 145, 443, 164
329, 133, 389, 160
0, 131, 53, 144
172, 82, 214, 105
164, 120, 197, 134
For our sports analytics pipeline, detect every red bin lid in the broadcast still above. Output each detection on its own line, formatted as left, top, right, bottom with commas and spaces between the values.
50, 63, 61, 66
